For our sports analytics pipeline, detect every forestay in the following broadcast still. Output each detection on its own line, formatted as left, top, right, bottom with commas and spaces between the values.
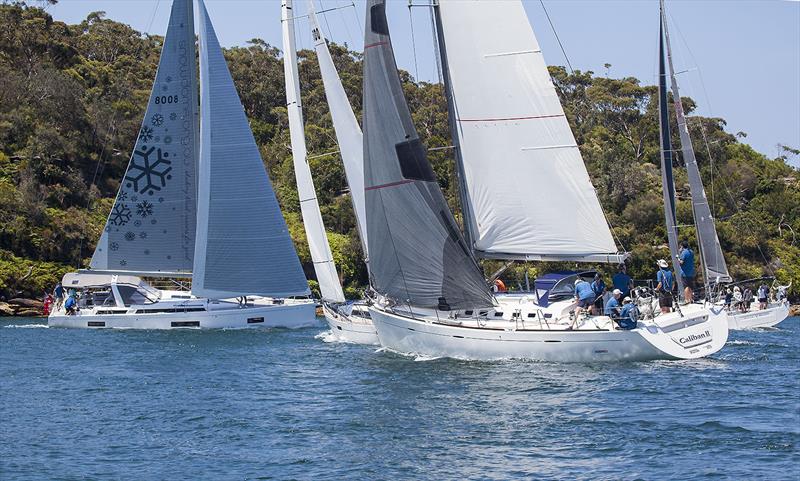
437, 0, 619, 262
661, 4, 731, 284
91, 0, 198, 274
193, 0, 309, 298
282, 0, 345, 302
308, 0, 369, 261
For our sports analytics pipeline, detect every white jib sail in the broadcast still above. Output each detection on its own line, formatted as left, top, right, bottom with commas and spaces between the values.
438, 0, 619, 262
193, 0, 310, 299
282, 0, 345, 302
308, 0, 369, 262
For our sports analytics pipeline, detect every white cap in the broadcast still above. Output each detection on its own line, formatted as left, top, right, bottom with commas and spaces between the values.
613, 289, 622, 296
623, 296, 632, 303
574, 279, 581, 285
657, 259, 669, 268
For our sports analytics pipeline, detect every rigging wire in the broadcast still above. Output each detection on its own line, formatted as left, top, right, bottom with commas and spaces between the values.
539, 0, 573, 74
407, 1, 420, 81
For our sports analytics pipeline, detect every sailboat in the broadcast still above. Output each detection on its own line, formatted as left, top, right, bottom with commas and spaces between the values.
281, 0, 379, 344
362, 0, 728, 361
658, 0, 790, 329
49, 0, 316, 329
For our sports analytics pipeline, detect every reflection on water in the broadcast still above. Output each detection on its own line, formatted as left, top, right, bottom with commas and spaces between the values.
1, 317, 798, 480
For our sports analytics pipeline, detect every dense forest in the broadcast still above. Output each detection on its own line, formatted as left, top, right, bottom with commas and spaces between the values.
1, 3, 798, 302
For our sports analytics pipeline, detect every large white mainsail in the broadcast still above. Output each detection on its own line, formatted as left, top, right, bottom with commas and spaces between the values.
436, 0, 621, 262
193, 0, 309, 298
308, 0, 368, 261
91, 0, 198, 275
281, 0, 345, 303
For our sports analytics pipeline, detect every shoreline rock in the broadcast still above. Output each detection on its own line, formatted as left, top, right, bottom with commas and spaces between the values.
0, 298, 44, 317
790, 305, 800, 317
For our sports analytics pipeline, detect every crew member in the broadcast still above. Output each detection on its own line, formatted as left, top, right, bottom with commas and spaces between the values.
655, 259, 675, 314
677, 240, 695, 303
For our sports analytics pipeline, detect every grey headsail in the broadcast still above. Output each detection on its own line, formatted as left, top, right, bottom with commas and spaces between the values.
661, 1, 731, 285
362, 0, 493, 309
192, 0, 309, 298
657, 16, 684, 295
91, 0, 198, 275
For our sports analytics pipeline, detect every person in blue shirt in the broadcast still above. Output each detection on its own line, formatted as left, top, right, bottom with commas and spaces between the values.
604, 289, 622, 317
590, 273, 607, 315
612, 264, 633, 298
655, 259, 675, 313
616, 297, 638, 330
53, 281, 64, 309
677, 240, 696, 303
572, 278, 595, 328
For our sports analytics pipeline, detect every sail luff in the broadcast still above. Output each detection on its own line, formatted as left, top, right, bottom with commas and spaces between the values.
91, 0, 198, 275
431, 2, 476, 251
282, 0, 345, 303
307, 0, 369, 264
661, 1, 731, 285
658, 6, 685, 295
193, 0, 310, 299
362, 0, 493, 309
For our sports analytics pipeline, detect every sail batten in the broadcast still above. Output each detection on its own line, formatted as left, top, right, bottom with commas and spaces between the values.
192, 0, 309, 299
661, 2, 731, 285
282, 0, 345, 303
363, 0, 492, 309
436, 0, 619, 261
90, 0, 198, 275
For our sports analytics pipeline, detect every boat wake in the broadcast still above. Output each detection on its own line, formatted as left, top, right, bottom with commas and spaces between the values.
3, 323, 48, 329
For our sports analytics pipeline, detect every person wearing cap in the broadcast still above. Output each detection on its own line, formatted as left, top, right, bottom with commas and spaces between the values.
590, 273, 607, 316
655, 259, 675, 313
612, 264, 633, 298
572, 277, 595, 327
617, 297, 638, 330
604, 289, 622, 317
677, 240, 696, 303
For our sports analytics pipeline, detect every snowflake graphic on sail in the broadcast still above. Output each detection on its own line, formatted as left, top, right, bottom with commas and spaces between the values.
136, 201, 154, 218
108, 203, 132, 226
125, 146, 173, 195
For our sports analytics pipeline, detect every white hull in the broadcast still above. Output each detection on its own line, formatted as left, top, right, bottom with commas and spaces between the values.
49, 298, 316, 330
369, 303, 728, 362
322, 303, 380, 345
726, 302, 790, 330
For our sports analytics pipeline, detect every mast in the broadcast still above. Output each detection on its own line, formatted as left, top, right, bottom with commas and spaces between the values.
660, 0, 731, 291
657, 3, 685, 297
281, 0, 346, 302
307, 0, 369, 268
431, 0, 476, 251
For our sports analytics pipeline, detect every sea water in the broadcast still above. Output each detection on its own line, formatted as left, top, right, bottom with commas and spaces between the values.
1, 316, 798, 480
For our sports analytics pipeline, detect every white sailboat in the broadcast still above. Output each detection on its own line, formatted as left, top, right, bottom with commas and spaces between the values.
362, 0, 728, 362
282, 0, 379, 344
658, 0, 789, 329
49, 0, 316, 329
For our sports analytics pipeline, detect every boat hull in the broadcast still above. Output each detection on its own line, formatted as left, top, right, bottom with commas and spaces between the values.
727, 302, 790, 330
369, 304, 728, 362
322, 303, 380, 345
48, 300, 317, 330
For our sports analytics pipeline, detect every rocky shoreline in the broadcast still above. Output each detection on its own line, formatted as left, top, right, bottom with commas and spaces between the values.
0, 298, 44, 317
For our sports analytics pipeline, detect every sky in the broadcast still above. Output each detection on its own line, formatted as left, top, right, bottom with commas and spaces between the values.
47, 0, 800, 166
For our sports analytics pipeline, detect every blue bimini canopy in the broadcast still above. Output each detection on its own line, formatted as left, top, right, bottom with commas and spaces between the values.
534, 271, 597, 307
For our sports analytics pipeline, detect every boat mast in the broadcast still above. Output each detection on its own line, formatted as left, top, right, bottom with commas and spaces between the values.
657, 3, 685, 298
660, 0, 731, 294
281, 0, 346, 303
431, 0, 476, 252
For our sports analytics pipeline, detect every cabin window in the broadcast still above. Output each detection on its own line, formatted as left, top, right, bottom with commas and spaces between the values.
527, 313, 536, 318
370, 4, 389, 35
494, 312, 504, 317
464, 310, 473, 316
396, 138, 435, 182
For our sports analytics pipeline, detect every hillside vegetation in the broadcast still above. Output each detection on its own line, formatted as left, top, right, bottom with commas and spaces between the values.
1, 4, 798, 301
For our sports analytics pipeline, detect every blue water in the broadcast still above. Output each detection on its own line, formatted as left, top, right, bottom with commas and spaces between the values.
1, 317, 798, 480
